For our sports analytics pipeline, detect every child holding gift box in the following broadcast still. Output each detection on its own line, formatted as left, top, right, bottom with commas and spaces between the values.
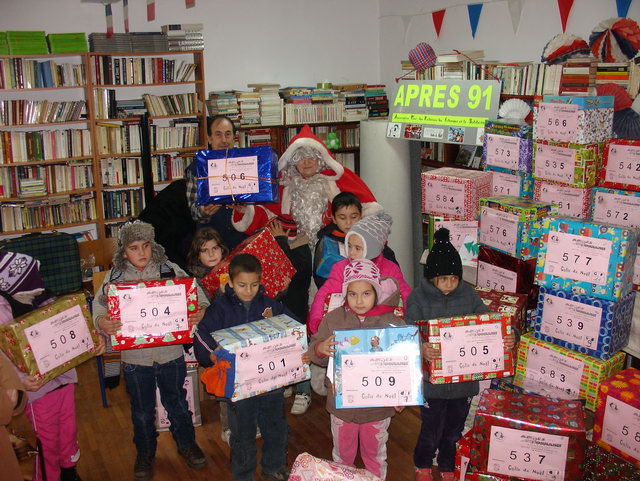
93, 220, 209, 481
187, 226, 229, 300
308, 258, 404, 479
405, 228, 517, 481
193, 253, 296, 481
309, 210, 412, 335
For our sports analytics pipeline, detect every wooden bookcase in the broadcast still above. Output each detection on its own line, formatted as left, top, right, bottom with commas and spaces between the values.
0, 50, 207, 239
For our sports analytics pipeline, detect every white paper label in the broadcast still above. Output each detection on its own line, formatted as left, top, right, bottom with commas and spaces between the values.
24, 304, 94, 375
492, 171, 522, 197
534, 144, 576, 184
543, 231, 612, 286
537, 183, 586, 218
423, 127, 444, 140
477, 261, 518, 293
524, 343, 584, 398
207, 155, 260, 195
601, 395, 640, 461
433, 220, 478, 252
605, 143, 640, 186
386, 122, 402, 138
439, 323, 505, 377
487, 425, 569, 481
424, 178, 466, 217
540, 294, 602, 350
118, 284, 188, 337
486, 134, 521, 170
480, 207, 519, 256
592, 191, 640, 228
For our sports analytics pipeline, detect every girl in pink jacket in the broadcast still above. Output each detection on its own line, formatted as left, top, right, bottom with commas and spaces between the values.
308, 210, 412, 334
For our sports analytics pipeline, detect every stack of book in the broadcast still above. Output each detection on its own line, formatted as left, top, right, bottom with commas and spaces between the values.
206, 91, 240, 124
279, 87, 313, 104
116, 98, 147, 117
130, 32, 168, 53
161, 24, 204, 51
311, 88, 337, 103
0, 33, 9, 55
249, 84, 283, 126
336, 84, 368, 121
18, 178, 47, 198
141, 93, 197, 116
46, 33, 88, 54
365, 85, 388, 118
7, 31, 48, 55
559, 58, 596, 95
595, 62, 629, 88
89, 33, 133, 53
236, 91, 260, 126
238, 128, 273, 148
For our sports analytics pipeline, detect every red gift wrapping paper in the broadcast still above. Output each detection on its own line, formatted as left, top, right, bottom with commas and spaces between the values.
474, 287, 528, 332
600, 139, 640, 192
201, 229, 296, 299
471, 390, 586, 481
593, 367, 640, 468
455, 428, 475, 481
582, 441, 640, 481
107, 277, 198, 351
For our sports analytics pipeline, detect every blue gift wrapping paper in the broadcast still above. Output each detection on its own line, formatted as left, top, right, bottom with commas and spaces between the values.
195, 146, 279, 205
482, 120, 533, 172
533, 286, 635, 360
486, 165, 534, 199
590, 186, 640, 227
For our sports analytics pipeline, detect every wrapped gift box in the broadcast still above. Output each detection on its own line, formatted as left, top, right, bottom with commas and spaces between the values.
194, 146, 278, 205
532, 140, 601, 188
471, 390, 587, 481
534, 95, 614, 144
532, 286, 635, 360
514, 333, 626, 411
0, 293, 99, 383
482, 120, 533, 172
464, 473, 513, 481
107, 277, 198, 351
535, 217, 639, 301
600, 139, 640, 192
212, 314, 310, 401
201, 229, 296, 299
455, 428, 475, 481
593, 367, 640, 467
421, 167, 492, 221
489, 376, 586, 406
533, 179, 591, 219
591, 187, 640, 229
479, 196, 557, 260
425, 215, 479, 267
289, 452, 383, 481
333, 326, 423, 408
156, 368, 201, 431
582, 441, 640, 481
486, 167, 534, 200
474, 287, 528, 332
416, 313, 514, 384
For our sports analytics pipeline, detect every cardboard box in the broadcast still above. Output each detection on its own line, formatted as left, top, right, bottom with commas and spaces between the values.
471, 390, 587, 481
532, 286, 635, 360
581, 441, 640, 481
600, 139, 640, 192
482, 120, 533, 173
474, 287, 528, 332
212, 314, 310, 401
591, 186, 640, 229
0, 293, 99, 383
479, 196, 557, 260
333, 326, 423, 409
486, 166, 534, 200
489, 376, 586, 407
201, 229, 296, 299
533, 179, 591, 219
421, 167, 492, 220
107, 277, 198, 351
533, 140, 602, 188
194, 146, 278, 205
416, 313, 514, 384
534, 95, 614, 144
155, 368, 201, 431
514, 333, 626, 411
592, 367, 640, 467
535, 217, 639, 301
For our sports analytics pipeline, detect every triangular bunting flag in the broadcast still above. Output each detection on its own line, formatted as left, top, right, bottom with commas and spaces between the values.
557, 0, 574, 32
467, 3, 483, 38
186, 0, 195, 7
123, 0, 129, 33
432, 9, 446, 38
147, 0, 155, 21
105, 4, 114, 39
507, 0, 525, 34
617, 0, 633, 17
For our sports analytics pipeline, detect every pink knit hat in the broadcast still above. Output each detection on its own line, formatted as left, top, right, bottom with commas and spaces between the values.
341, 258, 384, 301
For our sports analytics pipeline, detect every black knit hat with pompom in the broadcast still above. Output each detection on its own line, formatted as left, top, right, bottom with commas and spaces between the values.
424, 227, 463, 280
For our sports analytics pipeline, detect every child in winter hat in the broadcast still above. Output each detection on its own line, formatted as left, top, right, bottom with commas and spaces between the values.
112, 219, 168, 272
344, 210, 392, 260
424, 227, 463, 281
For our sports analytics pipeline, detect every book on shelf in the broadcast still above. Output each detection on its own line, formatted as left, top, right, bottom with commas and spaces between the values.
149, 120, 200, 151
102, 188, 144, 220
142, 92, 198, 116
92, 56, 196, 86
0, 99, 85, 126
95, 122, 141, 155
0, 128, 91, 163
0, 58, 86, 89
151, 153, 186, 182
100, 157, 143, 186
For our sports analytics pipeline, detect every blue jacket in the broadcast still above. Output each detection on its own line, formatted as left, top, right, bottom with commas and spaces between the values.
193, 284, 297, 368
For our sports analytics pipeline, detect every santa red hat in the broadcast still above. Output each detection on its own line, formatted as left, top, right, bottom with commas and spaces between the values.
278, 125, 344, 180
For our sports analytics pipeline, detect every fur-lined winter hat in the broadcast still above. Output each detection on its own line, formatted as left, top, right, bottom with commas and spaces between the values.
113, 219, 167, 270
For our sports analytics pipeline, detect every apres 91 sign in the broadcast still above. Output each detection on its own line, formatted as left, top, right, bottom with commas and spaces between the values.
387, 79, 500, 146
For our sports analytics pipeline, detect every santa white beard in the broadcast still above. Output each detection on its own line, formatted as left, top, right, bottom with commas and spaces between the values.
288, 173, 330, 243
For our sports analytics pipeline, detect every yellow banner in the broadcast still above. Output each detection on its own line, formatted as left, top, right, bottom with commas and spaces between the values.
391, 112, 488, 127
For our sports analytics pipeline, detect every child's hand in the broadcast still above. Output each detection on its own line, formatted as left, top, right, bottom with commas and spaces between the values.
199, 204, 221, 217
504, 332, 516, 350
317, 335, 338, 357
97, 315, 122, 336
93, 335, 106, 356
190, 308, 206, 325
301, 351, 311, 364
394, 406, 405, 413
23, 376, 45, 392
267, 218, 289, 238
421, 343, 440, 362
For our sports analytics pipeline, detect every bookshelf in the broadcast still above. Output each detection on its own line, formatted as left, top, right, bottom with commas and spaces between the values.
0, 50, 207, 238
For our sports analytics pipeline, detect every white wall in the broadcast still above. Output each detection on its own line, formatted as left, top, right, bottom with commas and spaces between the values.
380, 0, 640, 89
0, 0, 381, 91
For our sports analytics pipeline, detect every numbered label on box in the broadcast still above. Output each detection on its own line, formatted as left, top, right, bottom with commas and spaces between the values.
433, 220, 478, 253
538, 183, 586, 219
539, 294, 601, 351
480, 207, 519, 256
208, 156, 259, 195
535, 144, 576, 184
601, 396, 640, 462
439, 323, 505, 377
536, 102, 579, 142
524, 343, 584, 398
605, 144, 640, 187
491, 171, 522, 197
118, 284, 188, 337
543, 232, 612, 286
477, 261, 518, 293
592, 191, 640, 228
486, 134, 521, 170
424, 179, 465, 217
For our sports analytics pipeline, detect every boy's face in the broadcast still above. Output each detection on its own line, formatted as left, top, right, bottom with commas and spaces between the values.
124, 240, 152, 269
347, 234, 365, 260
332, 205, 362, 233
346, 280, 376, 315
432, 275, 459, 295
199, 239, 223, 268
207, 118, 234, 150
228, 271, 261, 302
